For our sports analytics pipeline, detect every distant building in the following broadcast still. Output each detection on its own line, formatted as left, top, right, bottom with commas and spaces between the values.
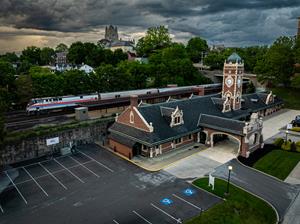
105, 25, 119, 42
55, 52, 68, 66
210, 44, 225, 52
79, 64, 94, 74
98, 25, 135, 53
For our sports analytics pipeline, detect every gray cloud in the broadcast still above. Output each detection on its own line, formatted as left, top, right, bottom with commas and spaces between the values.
0, 0, 300, 52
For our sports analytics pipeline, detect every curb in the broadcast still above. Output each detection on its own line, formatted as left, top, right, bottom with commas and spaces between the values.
98, 143, 208, 172
216, 176, 280, 224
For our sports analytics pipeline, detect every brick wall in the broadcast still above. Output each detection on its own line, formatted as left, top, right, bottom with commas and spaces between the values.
108, 139, 133, 159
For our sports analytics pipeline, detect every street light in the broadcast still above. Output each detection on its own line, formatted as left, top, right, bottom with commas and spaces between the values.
225, 165, 233, 196
285, 130, 289, 142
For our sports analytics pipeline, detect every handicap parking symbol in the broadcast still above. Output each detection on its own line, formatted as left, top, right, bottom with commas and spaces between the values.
183, 188, 195, 196
161, 198, 173, 205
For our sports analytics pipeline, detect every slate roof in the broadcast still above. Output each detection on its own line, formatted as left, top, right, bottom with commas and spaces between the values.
198, 114, 245, 135
109, 92, 283, 146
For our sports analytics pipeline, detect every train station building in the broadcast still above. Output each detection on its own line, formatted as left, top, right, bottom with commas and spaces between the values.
108, 53, 283, 159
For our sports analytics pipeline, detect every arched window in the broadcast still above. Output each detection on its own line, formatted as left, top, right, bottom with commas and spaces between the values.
130, 111, 134, 124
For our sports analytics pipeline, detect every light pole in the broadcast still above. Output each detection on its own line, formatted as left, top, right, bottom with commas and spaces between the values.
225, 165, 233, 196
285, 130, 289, 142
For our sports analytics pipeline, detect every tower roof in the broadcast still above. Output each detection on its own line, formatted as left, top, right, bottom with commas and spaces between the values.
227, 53, 242, 63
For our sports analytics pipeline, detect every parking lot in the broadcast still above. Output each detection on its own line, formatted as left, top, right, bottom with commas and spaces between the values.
0, 144, 220, 224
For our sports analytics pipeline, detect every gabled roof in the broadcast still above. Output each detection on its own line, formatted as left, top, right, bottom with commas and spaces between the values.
198, 114, 245, 136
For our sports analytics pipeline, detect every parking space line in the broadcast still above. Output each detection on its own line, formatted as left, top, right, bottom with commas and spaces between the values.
68, 156, 100, 178
133, 210, 153, 224
172, 194, 202, 211
0, 203, 4, 213
77, 150, 114, 173
150, 203, 182, 224
5, 171, 28, 205
39, 162, 68, 190
53, 159, 85, 183
22, 167, 49, 197
112, 219, 119, 224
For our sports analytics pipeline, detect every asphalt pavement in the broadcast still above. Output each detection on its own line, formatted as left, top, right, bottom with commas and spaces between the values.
212, 159, 300, 222
0, 144, 221, 224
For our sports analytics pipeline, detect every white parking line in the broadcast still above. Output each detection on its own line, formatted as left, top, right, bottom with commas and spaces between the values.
112, 219, 119, 224
54, 159, 85, 183
22, 167, 49, 197
0, 203, 4, 213
172, 194, 202, 211
5, 171, 28, 204
68, 156, 100, 178
150, 203, 182, 224
133, 210, 153, 224
77, 150, 114, 173
39, 162, 68, 190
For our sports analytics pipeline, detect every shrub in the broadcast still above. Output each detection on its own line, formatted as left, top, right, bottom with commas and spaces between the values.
291, 127, 300, 132
281, 141, 292, 151
296, 141, 300, 153
273, 138, 284, 147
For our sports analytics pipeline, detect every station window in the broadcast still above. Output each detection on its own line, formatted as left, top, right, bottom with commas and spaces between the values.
188, 134, 192, 140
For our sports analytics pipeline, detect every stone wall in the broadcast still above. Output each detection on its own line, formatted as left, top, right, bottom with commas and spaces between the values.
1, 119, 113, 166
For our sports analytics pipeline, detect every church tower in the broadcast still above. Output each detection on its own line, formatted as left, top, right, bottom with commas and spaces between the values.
222, 53, 244, 112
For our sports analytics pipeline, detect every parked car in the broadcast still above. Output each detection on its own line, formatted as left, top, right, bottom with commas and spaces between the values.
292, 115, 300, 127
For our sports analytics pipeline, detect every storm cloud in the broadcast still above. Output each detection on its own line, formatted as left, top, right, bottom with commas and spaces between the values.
0, 0, 299, 52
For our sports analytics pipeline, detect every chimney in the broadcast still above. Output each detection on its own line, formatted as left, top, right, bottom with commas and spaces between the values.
130, 95, 138, 107
193, 86, 205, 96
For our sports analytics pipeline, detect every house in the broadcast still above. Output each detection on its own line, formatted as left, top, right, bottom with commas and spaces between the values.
108, 53, 283, 159
79, 64, 94, 74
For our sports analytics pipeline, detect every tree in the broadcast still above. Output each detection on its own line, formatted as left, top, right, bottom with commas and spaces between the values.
291, 76, 300, 89
55, 43, 68, 53
112, 49, 128, 65
0, 100, 6, 151
204, 52, 225, 70
186, 37, 208, 63
0, 52, 19, 63
62, 70, 91, 95
21, 46, 41, 65
255, 36, 294, 86
90, 64, 116, 97
136, 26, 172, 56
15, 75, 33, 107
40, 47, 55, 65
67, 42, 86, 64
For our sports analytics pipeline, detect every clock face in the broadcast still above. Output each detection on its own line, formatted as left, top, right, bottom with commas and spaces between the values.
226, 77, 233, 87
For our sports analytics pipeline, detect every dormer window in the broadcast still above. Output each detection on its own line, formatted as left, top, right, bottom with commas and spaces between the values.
170, 106, 184, 127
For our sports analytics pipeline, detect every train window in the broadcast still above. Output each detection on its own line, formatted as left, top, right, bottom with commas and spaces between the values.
147, 91, 151, 94
59, 98, 62, 101
80, 96, 83, 99
115, 95, 120, 98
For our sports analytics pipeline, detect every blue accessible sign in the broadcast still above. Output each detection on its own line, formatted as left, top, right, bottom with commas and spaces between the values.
160, 198, 173, 205
183, 188, 195, 196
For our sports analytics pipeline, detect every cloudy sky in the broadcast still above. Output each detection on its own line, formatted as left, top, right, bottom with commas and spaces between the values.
0, 0, 299, 53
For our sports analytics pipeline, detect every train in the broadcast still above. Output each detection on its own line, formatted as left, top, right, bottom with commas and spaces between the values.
26, 83, 223, 114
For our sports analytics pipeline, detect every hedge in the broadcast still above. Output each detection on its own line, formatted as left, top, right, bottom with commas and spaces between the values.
273, 138, 284, 148
281, 141, 292, 151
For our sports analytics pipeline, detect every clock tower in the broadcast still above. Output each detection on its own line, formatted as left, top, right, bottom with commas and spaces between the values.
222, 53, 244, 112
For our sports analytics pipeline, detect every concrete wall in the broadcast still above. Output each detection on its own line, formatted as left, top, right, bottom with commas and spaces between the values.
1, 120, 112, 166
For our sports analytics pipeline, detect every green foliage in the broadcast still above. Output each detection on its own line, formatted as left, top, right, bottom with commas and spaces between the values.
291, 127, 300, 132
15, 75, 33, 106
0, 52, 19, 63
245, 81, 256, 94
296, 141, 300, 152
21, 46, 41, 65
291, 75, 300, 89
67, 42, 86, 64
136, 26, 172, 56
254, 150, 300, 180
187, 178, 276, 224
271, 87, 300, 110
62, 70, 91, 95
55, 43, 68, 53
40, 47, 55, 65
255, 36, 294, 86
204, 51, 225, 70
186, 37, 208, 63
273, 137, 284, 147
281, 141, 292, 151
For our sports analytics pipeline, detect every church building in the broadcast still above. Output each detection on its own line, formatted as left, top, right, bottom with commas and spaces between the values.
108, 53, 283, 159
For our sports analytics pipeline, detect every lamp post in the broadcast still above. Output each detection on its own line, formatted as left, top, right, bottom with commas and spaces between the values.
225, 165, 233, 196
285, 130, 289, 142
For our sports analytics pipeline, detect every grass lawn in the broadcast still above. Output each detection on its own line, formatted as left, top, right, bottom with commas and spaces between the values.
253, 149, 300, 180
271, 87, 300, 110
186, 178, 276, 224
